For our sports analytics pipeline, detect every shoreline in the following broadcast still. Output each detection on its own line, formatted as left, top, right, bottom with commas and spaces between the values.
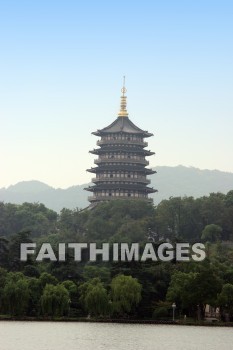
0, 316, 232, 327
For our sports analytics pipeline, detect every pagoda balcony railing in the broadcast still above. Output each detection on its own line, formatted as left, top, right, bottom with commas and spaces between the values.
92, 176, 151, 184
88, 196, 153, 203
94, 158, 149, 166
97, 139, 148, 147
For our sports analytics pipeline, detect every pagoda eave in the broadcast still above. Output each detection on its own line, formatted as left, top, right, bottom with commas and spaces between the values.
85, 184, 157, 193
89, 148, 155, 156
92, 130, 153, 138
87, 166, 156, 175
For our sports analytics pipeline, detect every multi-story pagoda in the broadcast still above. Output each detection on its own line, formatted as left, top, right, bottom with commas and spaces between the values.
85, 79, 157, 204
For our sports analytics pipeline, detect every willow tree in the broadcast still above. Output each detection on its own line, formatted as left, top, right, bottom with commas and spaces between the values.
110, 274, 142, 316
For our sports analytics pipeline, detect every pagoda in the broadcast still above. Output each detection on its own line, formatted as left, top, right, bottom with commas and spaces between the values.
85, 79, 157, 204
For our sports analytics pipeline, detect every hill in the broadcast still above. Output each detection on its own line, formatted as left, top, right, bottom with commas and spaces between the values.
0, 166, 233, 212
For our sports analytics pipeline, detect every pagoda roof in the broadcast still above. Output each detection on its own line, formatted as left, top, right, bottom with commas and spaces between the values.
87, 165, 156, 174
89, 147, 155, 156
85, 183, 157, 193
92, 117, 153, 138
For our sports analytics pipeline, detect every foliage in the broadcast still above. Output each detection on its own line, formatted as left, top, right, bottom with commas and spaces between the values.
201, 224, 222, 242
40, 284, 70, 316
39, 272, 58, 288
152, 307, 169, 319
110, 274, 142, 315
218, 284, 233, 317
0, 202, 57, 238
3, 273, 29, 315
83, 265, 111, 285
166, 263, 222, 317
0, 193, 233, 319
79, 278, 109, 316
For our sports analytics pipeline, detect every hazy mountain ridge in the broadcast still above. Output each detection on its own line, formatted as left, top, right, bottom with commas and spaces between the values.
0, 166, 233, 212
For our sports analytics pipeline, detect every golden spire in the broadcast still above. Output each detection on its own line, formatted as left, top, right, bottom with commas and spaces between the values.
118, 76, 128, 117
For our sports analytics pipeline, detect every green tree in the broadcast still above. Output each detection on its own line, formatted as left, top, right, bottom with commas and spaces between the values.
79, 278, 109, 317
3, 273, 29, 315
40, 284, 70, 317
27, 277, 42, 316
201, 224, 222, 242
151, 300, 171, 320
0, 268, 8, 311
83, 265, 111, 285
8, 231, 32, 270
218, 283, 233, 319
0, 237, 9, 268
167, 265, 222, 318
39, 272, 58, 288
110, 274, 142, 316
85, 284, 109, 317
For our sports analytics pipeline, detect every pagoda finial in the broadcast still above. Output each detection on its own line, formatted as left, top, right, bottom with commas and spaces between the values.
118, 76, 128, 117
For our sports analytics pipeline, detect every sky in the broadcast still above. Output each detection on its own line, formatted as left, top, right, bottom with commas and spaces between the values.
0, 0, 233, 189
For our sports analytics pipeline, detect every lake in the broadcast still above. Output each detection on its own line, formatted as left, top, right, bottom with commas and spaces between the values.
0, 321, 232, 350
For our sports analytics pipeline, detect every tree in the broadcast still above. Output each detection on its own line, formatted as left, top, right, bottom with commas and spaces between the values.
85, 284, 109, 317
110, 274, 142, 316
166, 271, 197, 312
0, 237, 9, 268
40, 284, 70, 317
201, 224, 222, 243
151, 300, 171, 319
39, 272, 58, 288
3, 272, 29, 315
167, 265, 222, 319
218, 284, 233, 319
83, 265, 111, 285
8, 231, 33, 270
27, 277, 42, 316
79, 278, 109, 317
0, 268, 8, 311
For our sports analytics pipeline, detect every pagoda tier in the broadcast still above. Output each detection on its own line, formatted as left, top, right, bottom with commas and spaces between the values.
87, 165, 156, 175
85, 81, 157, 204
92, 116, 153, 138
86, 183, 156, 193
90, 146, 155, 156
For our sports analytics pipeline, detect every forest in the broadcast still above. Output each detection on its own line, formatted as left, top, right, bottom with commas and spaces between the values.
0, 191, 233, 321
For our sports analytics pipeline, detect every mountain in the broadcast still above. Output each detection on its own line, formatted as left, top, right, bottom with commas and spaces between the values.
0, 166, 233, 212
0, 181, 88, 212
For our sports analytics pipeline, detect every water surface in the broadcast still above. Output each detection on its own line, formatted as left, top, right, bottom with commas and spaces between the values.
0, 321, 232, 350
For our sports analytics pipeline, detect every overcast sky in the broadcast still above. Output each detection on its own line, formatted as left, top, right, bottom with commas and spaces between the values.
0, 1, 232, 188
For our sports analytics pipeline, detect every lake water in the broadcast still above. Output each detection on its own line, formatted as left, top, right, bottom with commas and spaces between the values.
0, 321, 232, 350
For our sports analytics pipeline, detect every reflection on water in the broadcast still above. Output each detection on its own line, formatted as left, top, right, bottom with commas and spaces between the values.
0, 321, 232, 350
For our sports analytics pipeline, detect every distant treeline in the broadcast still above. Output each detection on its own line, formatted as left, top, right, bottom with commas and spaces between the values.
0, 192, 233, 320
